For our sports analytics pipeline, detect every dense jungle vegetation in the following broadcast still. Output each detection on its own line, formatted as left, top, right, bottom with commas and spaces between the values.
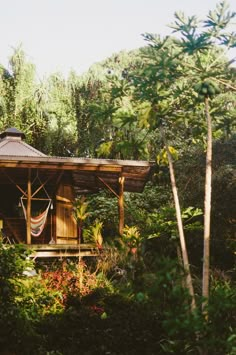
0, 2, 235, 354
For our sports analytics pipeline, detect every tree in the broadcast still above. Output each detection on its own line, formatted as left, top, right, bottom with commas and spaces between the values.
171, 0, 236, 314
0, 46, 50, 148
132, 35, 197, 310
0, 46, 36, 130
71, 50, 154, 160
42, 73, 77, 156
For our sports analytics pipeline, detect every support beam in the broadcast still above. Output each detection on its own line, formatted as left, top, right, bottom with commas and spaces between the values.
26, 169, 32, 245
31, 175, 52, 198
96, 176, 119, 198
96, 175, 125, 235
2, 170, 27, 196
118, 176, 125, 235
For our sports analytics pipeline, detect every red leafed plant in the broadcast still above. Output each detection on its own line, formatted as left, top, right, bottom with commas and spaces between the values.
40, 261, 106, 306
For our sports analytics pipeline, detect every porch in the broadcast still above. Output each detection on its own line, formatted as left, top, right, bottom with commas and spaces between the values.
0, 128, 155, 258
25, 243, 99, 258
0, 216, 99, 258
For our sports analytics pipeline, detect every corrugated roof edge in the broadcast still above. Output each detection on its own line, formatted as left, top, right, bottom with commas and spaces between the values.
0, 154, 155, 166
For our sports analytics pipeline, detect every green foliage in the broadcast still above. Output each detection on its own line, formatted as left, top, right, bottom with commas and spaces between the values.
0, 243, 47, 353
86, 191, 119, 236
96, 140, 113, 158
157, 146, 179, 165
175, 137, 236, 270
0, 239, 235, 354
171, 1, 236, 53
0, 242, 32, 301
143, 205, 202, 241
43, 73, 77, 156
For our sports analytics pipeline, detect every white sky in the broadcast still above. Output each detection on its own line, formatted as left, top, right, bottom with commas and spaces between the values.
0, 0, 235, 79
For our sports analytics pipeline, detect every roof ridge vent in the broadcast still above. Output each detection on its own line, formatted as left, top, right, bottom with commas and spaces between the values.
0, 127, 25, 140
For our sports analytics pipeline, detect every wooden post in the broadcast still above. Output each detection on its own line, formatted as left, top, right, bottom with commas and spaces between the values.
26, 168, 32, 245
118, 176, 125, 235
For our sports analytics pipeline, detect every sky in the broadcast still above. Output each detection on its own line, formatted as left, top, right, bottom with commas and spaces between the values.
0, 0, 235, 79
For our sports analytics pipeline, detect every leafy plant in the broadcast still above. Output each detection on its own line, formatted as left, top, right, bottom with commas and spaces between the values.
121, 225, 142, 255
72, 196, 90, 243
84, 219, 104, 249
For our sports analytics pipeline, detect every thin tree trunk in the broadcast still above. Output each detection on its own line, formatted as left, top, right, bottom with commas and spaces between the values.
202, 97, 212, 316
78, 219, 82, 264
160, 125, 196, 311
26, 168, 32, 245
118, 176, 125, 235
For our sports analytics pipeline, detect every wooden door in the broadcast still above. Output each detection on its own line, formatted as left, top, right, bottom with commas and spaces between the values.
56, 184, 77, 244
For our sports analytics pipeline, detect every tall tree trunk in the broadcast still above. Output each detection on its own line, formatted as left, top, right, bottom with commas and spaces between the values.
26, 168, 32, 245
160, 125, 196, 311
202, 97, 212, 315
118, 176, 125, 235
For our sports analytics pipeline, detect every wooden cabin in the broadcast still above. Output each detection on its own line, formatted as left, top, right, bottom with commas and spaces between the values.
0, 128, 154, 257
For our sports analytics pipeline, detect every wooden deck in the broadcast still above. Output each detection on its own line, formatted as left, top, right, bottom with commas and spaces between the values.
25, 243, 99, 258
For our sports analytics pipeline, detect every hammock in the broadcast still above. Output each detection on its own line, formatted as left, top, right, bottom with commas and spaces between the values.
20, 172, 52, 237
21, 197, 52, 237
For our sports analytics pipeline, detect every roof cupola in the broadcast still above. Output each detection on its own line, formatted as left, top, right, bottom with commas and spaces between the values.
0, 127, 25, 140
